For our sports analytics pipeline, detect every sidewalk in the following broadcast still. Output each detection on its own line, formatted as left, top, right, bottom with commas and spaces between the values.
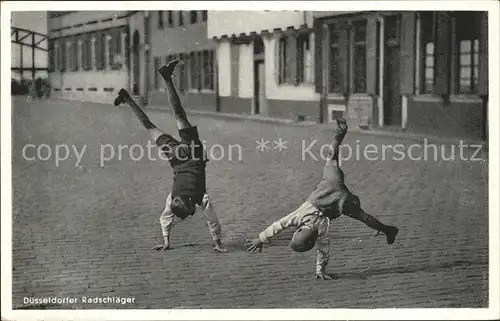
147, 103, 488, 149
46, 97, 488, 150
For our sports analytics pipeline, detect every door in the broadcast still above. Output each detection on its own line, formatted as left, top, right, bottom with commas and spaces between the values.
132, 31, 140, 95
253, 60, 267, 115
383, 15, 401, 126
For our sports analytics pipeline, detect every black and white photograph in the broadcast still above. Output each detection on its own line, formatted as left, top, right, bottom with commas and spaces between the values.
1, 1, 499, 320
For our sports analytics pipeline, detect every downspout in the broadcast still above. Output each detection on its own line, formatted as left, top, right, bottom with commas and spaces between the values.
215, 43, 221, 112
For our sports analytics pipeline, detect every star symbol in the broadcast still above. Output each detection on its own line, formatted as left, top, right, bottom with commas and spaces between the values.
256, 138, 270, 152
273, 138, 288, 152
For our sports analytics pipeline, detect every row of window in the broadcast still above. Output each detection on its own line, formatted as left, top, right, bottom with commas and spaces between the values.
319, 12, 482, 96
326, 18, 369, 94
419, 11, 481, 95
153, 49, 215, 92
157, 10, 208, 29
50, 29, 125, 72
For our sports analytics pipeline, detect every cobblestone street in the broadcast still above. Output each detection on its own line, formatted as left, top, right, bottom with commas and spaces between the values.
11, 97, 489, 309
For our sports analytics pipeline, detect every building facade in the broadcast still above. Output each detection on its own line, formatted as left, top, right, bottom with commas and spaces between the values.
46, 11, 488, 141
132, 10, 217, 109
207, 10, 488, 141
208, 11, 318, 120
314, 11, 488, 141
47, 11, 130, 103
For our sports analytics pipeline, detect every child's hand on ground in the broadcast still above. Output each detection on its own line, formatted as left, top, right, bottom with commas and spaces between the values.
152, 237, 170, 251
152, 244, 170, 251
315, 272, 334, 280
245, 238, 263, 252
214, 239, 228, 253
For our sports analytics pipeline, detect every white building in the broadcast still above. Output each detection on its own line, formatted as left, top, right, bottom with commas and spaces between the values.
208, 11, 319, 121
47, 11, 131, 103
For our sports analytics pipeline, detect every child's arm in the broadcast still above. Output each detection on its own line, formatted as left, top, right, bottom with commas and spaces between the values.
153, 194, 175, 251
246, 212, 300, 252
315, 218, 333, 280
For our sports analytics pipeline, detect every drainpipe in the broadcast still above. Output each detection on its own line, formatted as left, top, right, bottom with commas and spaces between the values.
215, 43, 221, 112
319, 23, 328, 124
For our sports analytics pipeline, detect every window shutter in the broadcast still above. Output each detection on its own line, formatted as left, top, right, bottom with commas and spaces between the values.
86, 37, 92, 70
109, 31, 115, 67
477, 12, 488, 96
337, 21, 348, 95
400, 12, 416, 95
61, 42, 66, 71
197, 51, 202, 90
276, 37, 284, 84
95, 33, 101, 69
366, 18, 378, 95
434, 12, 451, 96
286, 34, 297, 83
314, 21, 323, 93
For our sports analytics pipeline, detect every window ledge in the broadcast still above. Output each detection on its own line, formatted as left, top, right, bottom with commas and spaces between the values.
327, 94, 346, 99
277, 82, 313, 88
449, 95, 483, 104
412, 94, 443, 103
187, 89, 215, 94
349, 94, 372, 101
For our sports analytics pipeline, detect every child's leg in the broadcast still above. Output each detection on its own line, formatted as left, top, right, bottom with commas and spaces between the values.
328, 118, 348, 164
200, 194, 227, 253
115, 89, 165, 142
344, 196, 398, 244
159, 60, 192, 130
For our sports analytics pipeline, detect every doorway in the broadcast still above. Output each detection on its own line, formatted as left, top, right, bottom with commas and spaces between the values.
132, 30, 140, 95
383, 14, 401, 126
253, 37, 267, 115
253, 60, 267, 115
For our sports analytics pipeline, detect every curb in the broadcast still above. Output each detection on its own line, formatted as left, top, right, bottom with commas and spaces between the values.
147, 105, 317, 127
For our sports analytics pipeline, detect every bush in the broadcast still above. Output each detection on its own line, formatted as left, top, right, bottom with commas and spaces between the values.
11, 77, 51, 98
11, 78, 30, 95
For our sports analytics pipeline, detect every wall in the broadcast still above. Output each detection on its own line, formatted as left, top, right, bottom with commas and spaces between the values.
237, 43, 253, 98
208, 11, 309, 38
149, 11, 214, 57
48, 11, 130, 102
50, 69, 128, 103
408, 98, 485, 140
147, 11, 217, 111
217, 39, 231, 97
48, 11, 129, 37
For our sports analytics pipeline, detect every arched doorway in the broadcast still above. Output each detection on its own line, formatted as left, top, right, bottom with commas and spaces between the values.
132, 30, 140, 95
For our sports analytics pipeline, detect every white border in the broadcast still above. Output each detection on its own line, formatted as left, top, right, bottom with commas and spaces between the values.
2, 1, 499, 320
